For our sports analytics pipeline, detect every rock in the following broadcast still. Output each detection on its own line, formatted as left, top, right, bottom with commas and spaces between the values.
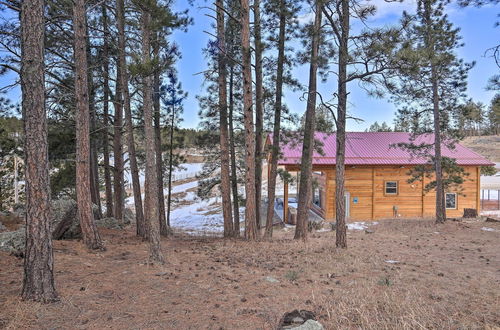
0, 222, 6, 232
265, 276, 280, 283
11, 203, 25, 218
365, 229, 374, 234
124, 208, 134, 224
292, 317, 305, 324
0, 229, 25, 257
288, 319, 324, 330
51, 199, 82, 239
280, 310, 317, 329
96, 217, 124, 230
485, 217, 500, 223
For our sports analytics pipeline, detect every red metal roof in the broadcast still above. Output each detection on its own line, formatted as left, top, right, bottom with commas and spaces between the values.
269, 132, 493, 166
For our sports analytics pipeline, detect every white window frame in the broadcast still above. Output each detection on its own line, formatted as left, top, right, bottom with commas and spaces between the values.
384, 181, 398, 195
445, 193, 457, 210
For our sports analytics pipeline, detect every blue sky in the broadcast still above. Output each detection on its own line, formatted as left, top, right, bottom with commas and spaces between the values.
173, 0, 500, 130
1, 1, 499, 131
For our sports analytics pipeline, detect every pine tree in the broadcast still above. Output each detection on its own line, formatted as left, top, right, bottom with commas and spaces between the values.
161, 70, 187, 230
20, 0, 59, 303
322, 0, 407, 247
241, 0, 258, 240
73, 0, 104, 250
139, 1, 164, 264
263, 0, 301, 238
116, 0, 146, 237
294, 0, 322, 241
216, 0, 234, 237
391, 0, 472, 224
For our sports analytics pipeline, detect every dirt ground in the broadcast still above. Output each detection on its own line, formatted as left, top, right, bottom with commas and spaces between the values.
1, 219, 499, 329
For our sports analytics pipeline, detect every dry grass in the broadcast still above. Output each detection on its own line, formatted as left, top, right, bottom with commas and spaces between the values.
0, 218, 499, 329
461, 135, 500, 162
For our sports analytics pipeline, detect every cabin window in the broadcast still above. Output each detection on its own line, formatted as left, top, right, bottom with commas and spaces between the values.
445, 193, 457, 209
384, 181, 398, 195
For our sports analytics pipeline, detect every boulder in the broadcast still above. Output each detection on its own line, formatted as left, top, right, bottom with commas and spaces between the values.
96, 217, 124, 230
0, 229, 25, 257
0, 221, 6, 232
279, 310, 322, 330
288, 320, 324, 330
51, 198, 101, 239
51, 199, 81, 239
124, 208, 135, 224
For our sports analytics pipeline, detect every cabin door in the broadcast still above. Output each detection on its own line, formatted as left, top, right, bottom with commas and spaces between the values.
344, 192, 350, 219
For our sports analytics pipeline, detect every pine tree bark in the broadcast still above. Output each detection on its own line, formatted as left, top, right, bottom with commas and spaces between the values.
113, 63, 124, 225
217, 0, 234, 237
21, 0, 59, 303
153, 39, 168, 235
102, 4, 113, 218
423, 0, 446, 223
229, 67, 240, 237
254, 0, 264, 231
334, 0, 349, 248
73, 0, 104, 250
264, 0, 286, 239
141, 7, 164, 263
295, 1, 322, 241
117, 0, 146, 235
241, 0, 258, 240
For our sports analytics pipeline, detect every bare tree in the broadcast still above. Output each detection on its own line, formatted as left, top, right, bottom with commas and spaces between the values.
21, 0, 59, 303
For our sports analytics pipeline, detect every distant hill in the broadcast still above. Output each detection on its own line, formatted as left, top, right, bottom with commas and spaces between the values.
461, 135, 500, 163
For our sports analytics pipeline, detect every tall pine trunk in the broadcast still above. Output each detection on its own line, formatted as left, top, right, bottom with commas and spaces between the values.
217, 0, 234, 237
142, 7, 164, 263
241, 0, 258, 240
166, 104, 175, 228
254, 0, 264, 231
422, 0, 447, 223
229, 67, 240, 236
73, 0, 104, 250
117, 0, 146, 236
21, 0, 58, 302
264, 0, 286, 239
334, 0, 350, 248
102, 4, 113, 218
294, 2, 322, 241
154, 37, 168, 236
87, 25, 102, 220
113, 64, 124, 225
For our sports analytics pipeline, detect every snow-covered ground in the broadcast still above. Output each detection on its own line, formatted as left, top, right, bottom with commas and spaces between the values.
124, 162, 242, 235
122, 160, 204, 187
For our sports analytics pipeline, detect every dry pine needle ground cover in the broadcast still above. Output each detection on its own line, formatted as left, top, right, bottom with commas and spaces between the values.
1, 219, 499, 329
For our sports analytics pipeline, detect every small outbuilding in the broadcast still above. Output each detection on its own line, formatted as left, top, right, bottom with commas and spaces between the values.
266, 132, 493, 221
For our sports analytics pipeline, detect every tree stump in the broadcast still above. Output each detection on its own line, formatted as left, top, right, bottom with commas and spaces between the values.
463, 208, 478, 218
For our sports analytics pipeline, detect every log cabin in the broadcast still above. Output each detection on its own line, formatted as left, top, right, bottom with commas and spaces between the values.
266, 132, 493, 222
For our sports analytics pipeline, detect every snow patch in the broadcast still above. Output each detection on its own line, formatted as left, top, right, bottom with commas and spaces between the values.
347, 222, 378, 231
481, 227, 497, 232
